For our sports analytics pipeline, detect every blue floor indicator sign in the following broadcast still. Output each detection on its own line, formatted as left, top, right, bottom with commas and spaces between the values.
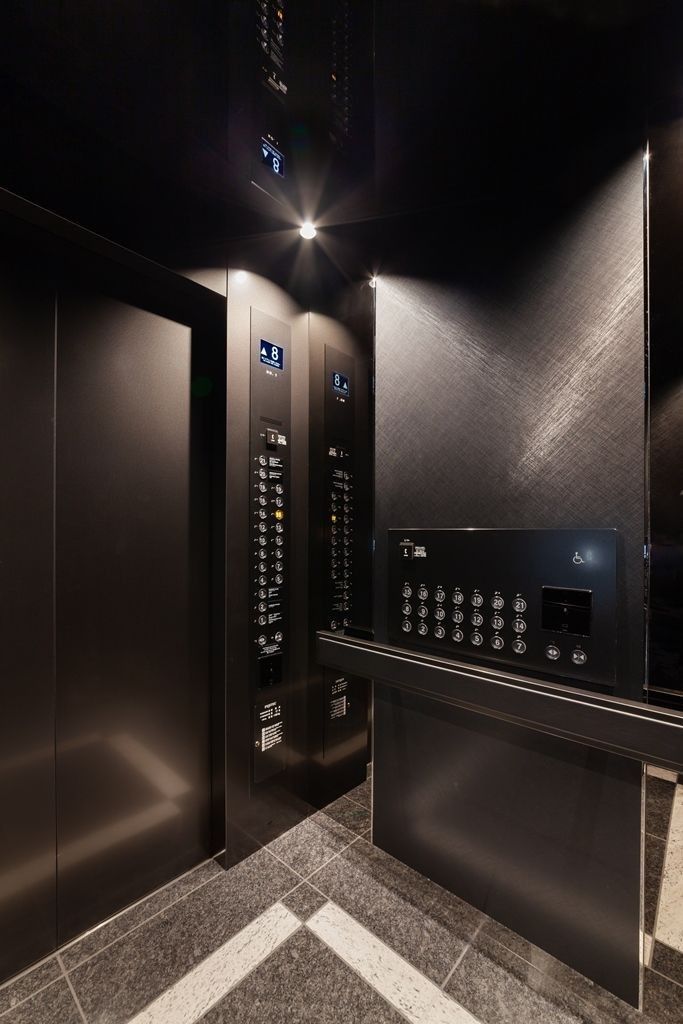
260, 341, 284, 370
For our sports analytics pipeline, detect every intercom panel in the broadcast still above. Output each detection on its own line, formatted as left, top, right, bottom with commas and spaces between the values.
388, 529, 618, 689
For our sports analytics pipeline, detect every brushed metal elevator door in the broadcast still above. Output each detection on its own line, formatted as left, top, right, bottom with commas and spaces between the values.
55, 290, 211, 943
0, 264, 56, 980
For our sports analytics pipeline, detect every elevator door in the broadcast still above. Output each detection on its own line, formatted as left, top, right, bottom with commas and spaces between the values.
55, 290, 211, 942
0, 264, 56, 980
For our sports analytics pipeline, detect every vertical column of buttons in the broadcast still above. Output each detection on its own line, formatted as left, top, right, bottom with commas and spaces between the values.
328, 446, 354, 629
252, 440, 287, 656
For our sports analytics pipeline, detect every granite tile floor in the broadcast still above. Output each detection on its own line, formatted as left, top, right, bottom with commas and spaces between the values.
1, 780, 682, 1024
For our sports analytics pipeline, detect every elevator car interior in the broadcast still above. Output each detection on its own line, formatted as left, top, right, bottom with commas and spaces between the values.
0, 3, 683, 1023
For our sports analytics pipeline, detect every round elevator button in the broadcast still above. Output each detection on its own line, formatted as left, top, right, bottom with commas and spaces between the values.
471, 631, 483, 646
274, 631, 283, 643
490, 635, 504, 650
471, 612, 484, 627
452, 590, 464, 605
402, 620, 412, 632
571, 649, 588, 666
512, 639, 526, 654
418, 586, 429, 601
434, 625, 446, 639
434, 607, 446, 621
451, 628, 464, 642
471, 593, 484, 607
512, 618, 526, 633
491, 594, 504, 610
491, 615, 504, 630
417, 605, 428, 618
417, 623, 428, 636
512, 596, 527, 614
435, 588, 446, 603
545, 644, 561, 661
451, 609, 464, 624
402, 585, 412, 599
401, 603, 412, 616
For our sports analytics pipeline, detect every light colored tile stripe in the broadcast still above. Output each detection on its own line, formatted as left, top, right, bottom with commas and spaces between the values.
647, 765, 678, 784
656, 784, 683, 953
128, 903, 300, 1024
308, 902, 479, 1024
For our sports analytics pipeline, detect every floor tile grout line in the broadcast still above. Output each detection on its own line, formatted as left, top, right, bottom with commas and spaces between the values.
648, 963, 683, 991
301, 833, 364, 883
440, 920, 485, 991
264, 823, 363, 885
61, 870, 226, 974
58, 858, 222, 959
343, 792, 371, 812
651, 778, 681, 948
0, 975, 63, 1019
307, 900, 486, 1024
57, 954, 88, 1024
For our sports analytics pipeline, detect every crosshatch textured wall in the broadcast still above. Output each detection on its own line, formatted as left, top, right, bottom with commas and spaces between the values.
374, 155, 645, 699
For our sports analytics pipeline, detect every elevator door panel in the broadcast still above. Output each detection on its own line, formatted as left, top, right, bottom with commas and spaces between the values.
0, 266, 56, 978
55, 291, 210, 942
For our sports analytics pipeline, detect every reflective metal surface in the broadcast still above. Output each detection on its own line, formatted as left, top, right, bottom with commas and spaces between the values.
0, 260, 57, 979
55, 291, 211, 943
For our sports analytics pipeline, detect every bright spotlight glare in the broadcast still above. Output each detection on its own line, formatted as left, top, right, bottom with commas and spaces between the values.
369, 277, 377, 289
235, 270, 248, 283
299, 221, 317, 240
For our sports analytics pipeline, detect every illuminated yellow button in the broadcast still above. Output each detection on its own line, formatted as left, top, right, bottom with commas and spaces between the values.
275, 509, 284, 520
331, 515, 337, 523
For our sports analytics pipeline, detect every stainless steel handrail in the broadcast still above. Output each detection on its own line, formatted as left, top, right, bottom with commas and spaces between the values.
317, 631, 683, 772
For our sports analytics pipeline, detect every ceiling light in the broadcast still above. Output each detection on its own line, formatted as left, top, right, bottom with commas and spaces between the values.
299, 221, 317, 239
369, 277, 377, 289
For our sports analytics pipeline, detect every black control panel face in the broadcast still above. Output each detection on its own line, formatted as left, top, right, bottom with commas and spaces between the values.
250, 311, 291, 700
388, 529, 618, 689
325, 347, 355, 631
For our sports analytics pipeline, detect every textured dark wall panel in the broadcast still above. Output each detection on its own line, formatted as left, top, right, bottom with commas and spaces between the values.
375, 156, 645, 698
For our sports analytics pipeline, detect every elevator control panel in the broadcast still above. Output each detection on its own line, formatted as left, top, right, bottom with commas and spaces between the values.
389, 529, 618, 689
250, 311, 291, 708
325, 347, 355, 631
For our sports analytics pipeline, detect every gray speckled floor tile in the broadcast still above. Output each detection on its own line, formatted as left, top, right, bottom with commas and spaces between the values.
0, 979, 82, 1024
267, 812, 357, 878
322, 795, 371, 836
652, 942, 683, 989
61, 859, 222, 970
446, 936, 598, 1024
642, 968, 683, 1023
68, 849, 299, 1024
281, 884, 329, 922
479, 925, 642, 1024
346, 779, 372, 809
0, 958, 61, 1015
646, 778, 676, 842
309, 837, 484, 985
199, 926, 406, 1024
646, 835, 667, 935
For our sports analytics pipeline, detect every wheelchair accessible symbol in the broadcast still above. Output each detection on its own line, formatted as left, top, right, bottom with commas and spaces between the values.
572, 552, 585, 565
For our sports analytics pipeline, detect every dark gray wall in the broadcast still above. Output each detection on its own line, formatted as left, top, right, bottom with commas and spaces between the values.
56, 292, 211, 942
371, 154, 646, 1004
374, 155, 645, 699
0, 263, 56, 979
